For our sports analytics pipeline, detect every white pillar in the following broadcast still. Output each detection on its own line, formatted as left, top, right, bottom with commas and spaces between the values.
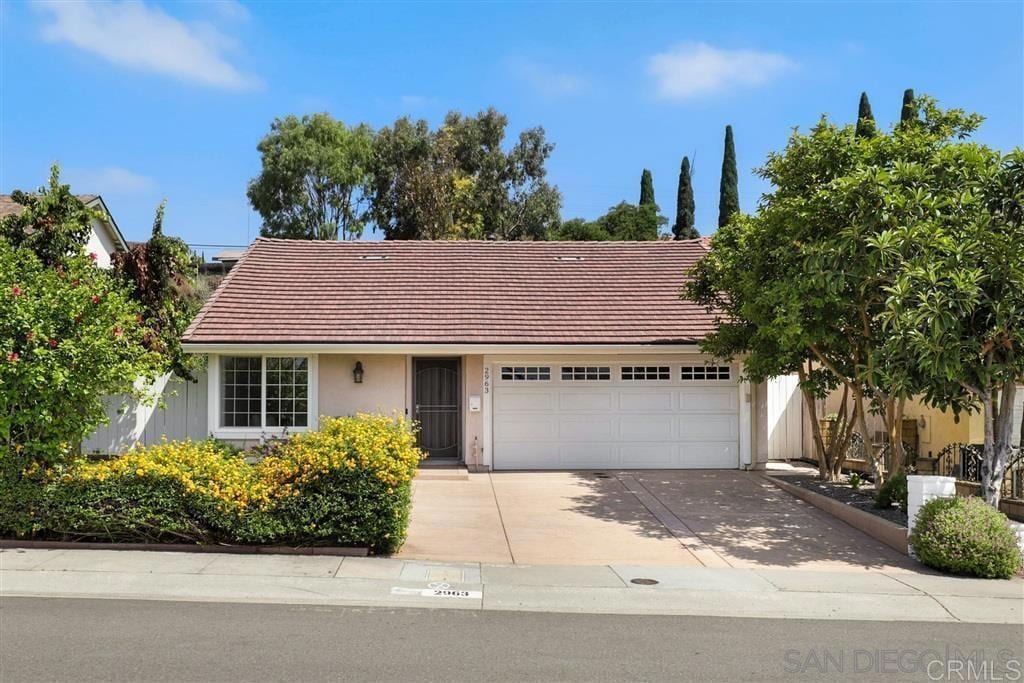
906, 475, 957, 551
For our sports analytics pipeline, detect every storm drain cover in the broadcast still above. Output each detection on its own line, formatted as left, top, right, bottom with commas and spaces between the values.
630, 578, 659, 586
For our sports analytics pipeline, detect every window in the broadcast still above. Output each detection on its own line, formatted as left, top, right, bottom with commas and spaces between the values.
266, 357, 309, 427
680, 365, 731, 381
220, 356, 311, 430
221, 357, 261, 427
621, 366, 670, 381
561, 366, 611, 381
501, 366, 551, 381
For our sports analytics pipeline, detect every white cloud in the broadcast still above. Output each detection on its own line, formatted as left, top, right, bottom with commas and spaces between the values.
648, 42, 794, 100
34, 0, 260, 91
506, 58, 587, 97
65, 167, 155, 196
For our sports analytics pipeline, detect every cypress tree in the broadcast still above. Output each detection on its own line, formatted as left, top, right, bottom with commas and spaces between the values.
900, 88, 916, 125
639, 169, 655, 206
673, 156, 698, 239
718, 125, 739, 228
855, 91, 876, 138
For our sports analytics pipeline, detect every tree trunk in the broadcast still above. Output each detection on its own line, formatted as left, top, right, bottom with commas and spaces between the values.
981, 380, 1016, 507
853, 385, 884, 484
887, 397, 906, 475
798, 365, 830, 481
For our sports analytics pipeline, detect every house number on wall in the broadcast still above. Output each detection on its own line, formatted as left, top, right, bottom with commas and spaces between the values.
483, 366, 491, 394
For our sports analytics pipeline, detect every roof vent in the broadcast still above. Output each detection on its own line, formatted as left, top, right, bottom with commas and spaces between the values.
555, 255, 584, 261
358, 255, 389, 261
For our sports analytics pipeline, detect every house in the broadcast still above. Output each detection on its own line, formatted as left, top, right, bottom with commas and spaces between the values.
0, 194, 128, 268
179, 237, 774, 471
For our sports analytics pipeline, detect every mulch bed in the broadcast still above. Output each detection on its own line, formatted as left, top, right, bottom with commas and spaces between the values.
780, 475, 908, 527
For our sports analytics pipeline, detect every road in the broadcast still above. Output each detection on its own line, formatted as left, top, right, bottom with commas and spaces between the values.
1, 597, 1020, 682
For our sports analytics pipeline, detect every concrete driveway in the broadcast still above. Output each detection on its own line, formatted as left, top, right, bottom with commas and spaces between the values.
399, 470, 917, 571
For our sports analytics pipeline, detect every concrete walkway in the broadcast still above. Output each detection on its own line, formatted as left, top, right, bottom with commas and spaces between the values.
2, 548, 1020, 624
400, 470, 916, 572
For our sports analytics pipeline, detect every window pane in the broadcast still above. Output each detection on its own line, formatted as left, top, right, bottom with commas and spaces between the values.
265, 357, 309, 429
221, 357, 261, 428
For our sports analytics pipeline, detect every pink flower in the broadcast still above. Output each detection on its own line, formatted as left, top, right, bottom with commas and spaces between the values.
48, 338, 58, 349
7, 352, 18, 362
25, 331, 34, 341
11, 285, 22, 296
91, 295, 101, 305
88, 252, 98, 261
113, 326, 123, 338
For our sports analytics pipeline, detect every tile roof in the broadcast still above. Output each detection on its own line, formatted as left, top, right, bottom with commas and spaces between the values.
183, 238, 718, 345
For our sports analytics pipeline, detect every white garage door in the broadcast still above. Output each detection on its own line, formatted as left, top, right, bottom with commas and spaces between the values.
492, 363, 741, 470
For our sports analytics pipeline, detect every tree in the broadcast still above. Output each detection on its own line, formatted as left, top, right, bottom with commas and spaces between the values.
673, 156, 698, 239
718, 125, 740, 228
551, 202, 664, 241
876, 147, 1024, 506
368, 108, 561, 240
549, 218, 610, 241
113, 203, 202, 380
855, 91, 877, 138
0, 170, 159, 466
639, 169, 655, 206
900, 88, 916, 126
248, 113, 374, 240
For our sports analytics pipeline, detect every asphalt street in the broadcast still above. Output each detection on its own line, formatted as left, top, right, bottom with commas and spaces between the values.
1, 597, 1021, 682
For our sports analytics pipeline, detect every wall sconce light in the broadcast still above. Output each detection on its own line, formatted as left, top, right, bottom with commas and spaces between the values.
353, 361, 364, 384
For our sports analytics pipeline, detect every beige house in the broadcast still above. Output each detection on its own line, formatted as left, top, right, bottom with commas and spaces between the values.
181, 238, 773, 471
0, 194, 128, 268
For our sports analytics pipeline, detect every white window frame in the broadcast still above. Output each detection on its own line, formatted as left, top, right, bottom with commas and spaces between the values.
208, 354, 319, 440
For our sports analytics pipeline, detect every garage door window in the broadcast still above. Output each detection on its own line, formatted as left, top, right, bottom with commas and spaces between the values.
621, 366, 670, 381
561, 366, 611, 381
680, 365, 731, 381
501, 366, 551, 381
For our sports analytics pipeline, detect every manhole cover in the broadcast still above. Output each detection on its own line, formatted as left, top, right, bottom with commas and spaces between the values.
630, 578, 659, 586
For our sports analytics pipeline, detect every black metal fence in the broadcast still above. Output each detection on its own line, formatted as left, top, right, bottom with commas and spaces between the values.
929, 443, 1024, 500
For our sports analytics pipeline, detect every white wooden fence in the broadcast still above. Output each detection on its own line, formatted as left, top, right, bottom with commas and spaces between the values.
765, 374, 804, 460
81, 370, 210, 455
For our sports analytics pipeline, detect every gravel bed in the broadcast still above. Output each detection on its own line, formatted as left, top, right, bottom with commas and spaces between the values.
779, 475, 908, 527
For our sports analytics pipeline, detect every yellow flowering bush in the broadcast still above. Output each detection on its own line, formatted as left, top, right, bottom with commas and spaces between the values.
11, 414, 424, 553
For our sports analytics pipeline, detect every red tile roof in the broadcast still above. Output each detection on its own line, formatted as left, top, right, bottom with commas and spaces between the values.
183, 238, 718, 345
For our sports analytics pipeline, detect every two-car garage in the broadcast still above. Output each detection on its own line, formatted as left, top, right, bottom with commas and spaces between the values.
491, 361, 743, 470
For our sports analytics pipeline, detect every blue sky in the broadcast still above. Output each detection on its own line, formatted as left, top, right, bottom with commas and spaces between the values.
1, 1, 1021, 249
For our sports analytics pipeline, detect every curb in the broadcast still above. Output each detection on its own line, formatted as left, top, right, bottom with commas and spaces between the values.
764, 475, 909, 555
0, 539, 369, 557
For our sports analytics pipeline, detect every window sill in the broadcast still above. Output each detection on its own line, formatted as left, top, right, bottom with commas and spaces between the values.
211, 426, 311, 441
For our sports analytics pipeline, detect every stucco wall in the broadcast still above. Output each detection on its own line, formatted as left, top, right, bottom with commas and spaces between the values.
86, 217, 118, 269
463, 355, 484, 468
318, 354, 408, 418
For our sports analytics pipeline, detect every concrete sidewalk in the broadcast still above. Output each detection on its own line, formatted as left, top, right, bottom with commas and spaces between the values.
2, 548, 1020, 624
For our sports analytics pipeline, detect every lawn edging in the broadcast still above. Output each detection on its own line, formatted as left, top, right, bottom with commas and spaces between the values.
764, 475, 909, 555
0, 539, 369, 556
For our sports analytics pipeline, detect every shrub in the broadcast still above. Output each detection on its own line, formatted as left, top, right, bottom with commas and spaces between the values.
4, 415, 424, 554
875, 471, 908, 513
909, 496, 1022, 579
848, 473, 863, 490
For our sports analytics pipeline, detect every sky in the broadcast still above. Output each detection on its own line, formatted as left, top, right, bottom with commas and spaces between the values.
1, 0, 1022, 250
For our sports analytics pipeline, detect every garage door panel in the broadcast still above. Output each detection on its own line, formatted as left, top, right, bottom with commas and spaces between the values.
619, 416, 674, 440
497, 443, 563, 469
561, 444, 613, 466
678, 415, 738, 441
495, 391, 555, 411
678, 389, 737, 412
621, 444, 676, 467
558, 418, 613, 441
559, 390, 614, 411
494, 417, 556, 442
680, 442, 739, 467
618, 391, 674, 412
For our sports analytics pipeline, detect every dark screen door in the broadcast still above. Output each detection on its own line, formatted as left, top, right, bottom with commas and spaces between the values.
413, 358, 461, 459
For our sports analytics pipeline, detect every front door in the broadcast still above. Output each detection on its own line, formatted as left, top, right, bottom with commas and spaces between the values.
413, 358, 461, 459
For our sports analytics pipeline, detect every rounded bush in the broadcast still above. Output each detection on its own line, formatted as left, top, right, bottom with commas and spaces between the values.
909, 496, 1022, 579
875, 471, 908, 513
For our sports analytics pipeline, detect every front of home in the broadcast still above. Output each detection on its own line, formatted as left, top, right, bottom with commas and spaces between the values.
176, 238, 768, 471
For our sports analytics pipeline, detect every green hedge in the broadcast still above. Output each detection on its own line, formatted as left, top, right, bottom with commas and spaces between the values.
909, 496, 1022, 579
0, 414, 423, 554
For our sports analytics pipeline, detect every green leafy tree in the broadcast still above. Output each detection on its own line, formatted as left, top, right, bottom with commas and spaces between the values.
0, 171, 159, 466
113, 202, 202, 380
900, 88, 916, 126
718, 125, 740, 228
855, 91, 877, 138
369, 108, 561, 240
248, 113, 374, 240
639, 169, 655, 206
875, 147, 1024, 506
548, 218, 610, 241
673, 156, 698, 239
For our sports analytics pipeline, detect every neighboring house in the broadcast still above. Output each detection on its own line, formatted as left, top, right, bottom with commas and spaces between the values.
0, 194, 128, 268
178, 238, 776, 472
